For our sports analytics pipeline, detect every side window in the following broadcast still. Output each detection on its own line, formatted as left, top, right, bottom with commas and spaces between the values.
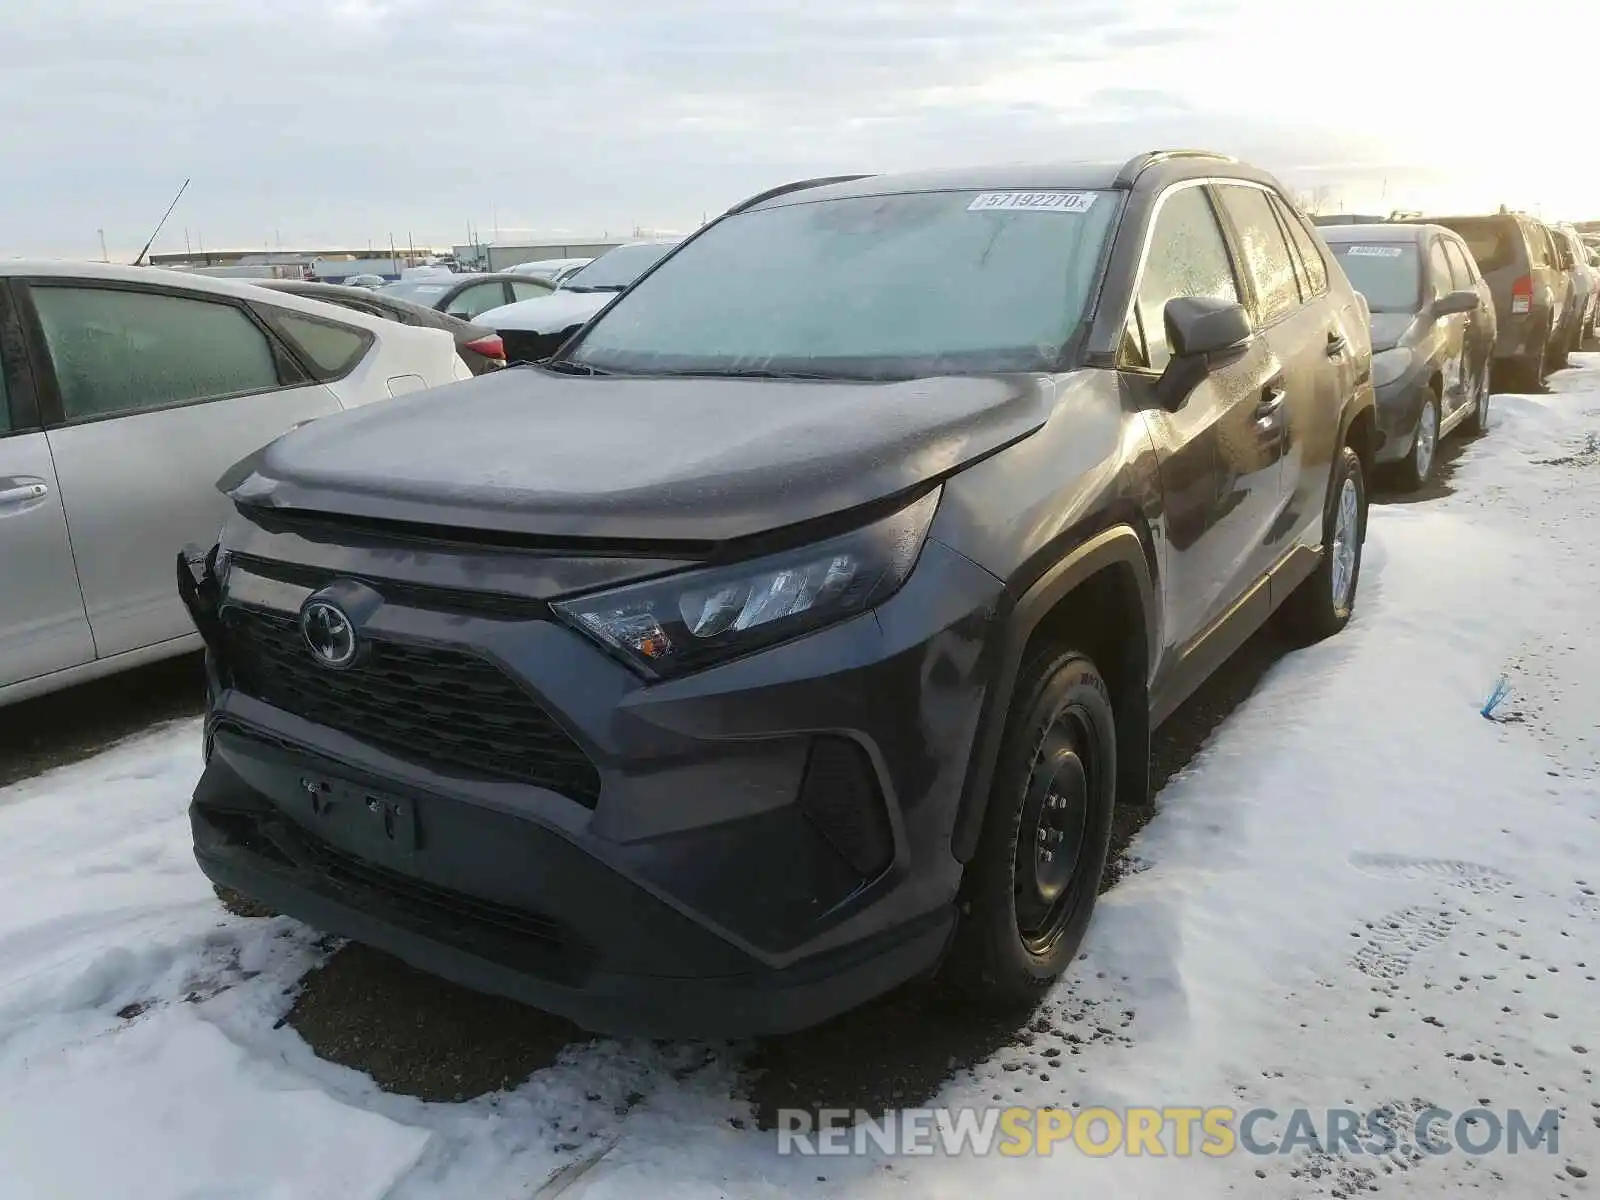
1442, 240, 1476, 289
31, 286, 280, 422
270, 311, 371, 378
448, 282, 510, 319
1216, 185, 1301, 324
1125, 185, 1241, 372
510, 280, 551, 302
1274, 199, 1328, 295
1427, 241, 1454, 300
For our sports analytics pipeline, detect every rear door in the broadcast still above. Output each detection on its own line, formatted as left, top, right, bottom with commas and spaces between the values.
1442, 237, 1493, 401
0, 282, 94, 689
1120, 181, 1283, 652
1425, 236, 1471, 418
20, 279, 347, 658
1211, 183, 1317, 558
1268, 194, 1349, 549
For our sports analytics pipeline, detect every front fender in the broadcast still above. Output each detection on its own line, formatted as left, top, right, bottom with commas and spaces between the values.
950, 525, 1157, 862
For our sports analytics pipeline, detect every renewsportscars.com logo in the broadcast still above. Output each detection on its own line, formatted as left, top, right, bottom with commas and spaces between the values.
775, 1105, 1563, 1159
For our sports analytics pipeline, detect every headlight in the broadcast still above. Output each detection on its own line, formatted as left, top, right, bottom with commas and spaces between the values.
1371, 347, 1413, 389
553, 488, 942, 678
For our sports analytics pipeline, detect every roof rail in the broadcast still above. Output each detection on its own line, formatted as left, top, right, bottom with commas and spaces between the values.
725, 174, 876, 215
1114, 149, 1234, 187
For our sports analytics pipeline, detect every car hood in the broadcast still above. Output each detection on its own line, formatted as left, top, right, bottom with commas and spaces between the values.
475, 289, 613, 334
1368, 311, 1421, 352
225, 367, 1055, 544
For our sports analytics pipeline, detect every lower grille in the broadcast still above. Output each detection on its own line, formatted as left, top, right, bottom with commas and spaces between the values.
222, 606, 602, 807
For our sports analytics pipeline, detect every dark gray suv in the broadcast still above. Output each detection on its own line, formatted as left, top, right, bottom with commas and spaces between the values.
179, 151, 1376, 1038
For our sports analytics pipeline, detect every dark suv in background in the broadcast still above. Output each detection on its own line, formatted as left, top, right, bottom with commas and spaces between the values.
1402, 212, 1569, 389
180, 150, 1375, 1038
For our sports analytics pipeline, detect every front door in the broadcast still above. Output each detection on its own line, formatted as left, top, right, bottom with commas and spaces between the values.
0, 285, 94, 688
1117, 181, 1286, 662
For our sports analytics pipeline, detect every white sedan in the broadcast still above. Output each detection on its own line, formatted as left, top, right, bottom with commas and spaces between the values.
475, 240, 679, 362
0, 261, 470, 706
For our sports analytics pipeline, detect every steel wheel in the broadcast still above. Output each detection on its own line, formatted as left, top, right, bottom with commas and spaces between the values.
1013, 716, 1098, 955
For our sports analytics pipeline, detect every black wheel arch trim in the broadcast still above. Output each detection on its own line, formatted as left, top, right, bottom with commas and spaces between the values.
952, 525, 1157, 864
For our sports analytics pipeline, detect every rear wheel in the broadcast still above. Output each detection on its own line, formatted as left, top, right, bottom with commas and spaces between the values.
1281, 444, 1366, 644
1393, 390, 1439, 492
944, 649, 1116, 1011
1463, 364, 1491, 437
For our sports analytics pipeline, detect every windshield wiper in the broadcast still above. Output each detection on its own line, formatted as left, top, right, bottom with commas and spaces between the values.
538, 359, 609, 376
652, 368, 852, 381
562, 284, 625, 294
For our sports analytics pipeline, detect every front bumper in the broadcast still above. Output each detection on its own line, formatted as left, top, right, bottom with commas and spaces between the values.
179, 532, 1003, 1038
1371, 362, 1432, 464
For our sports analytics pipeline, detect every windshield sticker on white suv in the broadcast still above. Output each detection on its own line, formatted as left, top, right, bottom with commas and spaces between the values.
968, 191, 1098, 213
1343, 245, 1404, 257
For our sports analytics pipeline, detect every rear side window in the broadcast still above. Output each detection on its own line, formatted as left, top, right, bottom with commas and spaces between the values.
31, 286, 280, 422
268, 310, 371, 378
510, 280, 551, 302
1274, 199, 1329, 296
1126, 185, 1241, 372
1215, 185, 1301, 324
447, 282, 511, 320
1438, 219, 1520, 274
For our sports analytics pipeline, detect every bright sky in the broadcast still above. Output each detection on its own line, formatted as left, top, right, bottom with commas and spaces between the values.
2, 0, 1595, 258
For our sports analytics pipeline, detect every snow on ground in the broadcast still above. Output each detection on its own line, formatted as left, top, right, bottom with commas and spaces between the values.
3, 362, 1600, 1198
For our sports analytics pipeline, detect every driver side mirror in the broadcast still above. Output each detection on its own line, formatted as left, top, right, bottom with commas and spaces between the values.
1430, 289, 1481, 318
1156, 296, 1254, 410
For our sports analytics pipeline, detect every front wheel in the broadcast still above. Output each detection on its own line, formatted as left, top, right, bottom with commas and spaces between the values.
943, 649, 1117, 1011
1281, 444, 1366, 645
1393, 391, 1439, 492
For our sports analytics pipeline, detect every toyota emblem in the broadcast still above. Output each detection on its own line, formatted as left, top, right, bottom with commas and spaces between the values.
300, 599, 358, 669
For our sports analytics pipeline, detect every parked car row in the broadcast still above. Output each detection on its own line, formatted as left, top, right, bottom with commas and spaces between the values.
1317, 208, 1597, 392
175, 149, 1394, 1040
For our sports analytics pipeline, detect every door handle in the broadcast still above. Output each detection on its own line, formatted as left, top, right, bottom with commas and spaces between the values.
1326, 332, 1348, 357
0, 482, 49, 506
1257, 385, 1287, 418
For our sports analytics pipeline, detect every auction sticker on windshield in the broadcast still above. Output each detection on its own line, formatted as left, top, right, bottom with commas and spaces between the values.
968, 191, 1098, 213
1343, 246, 1405, 257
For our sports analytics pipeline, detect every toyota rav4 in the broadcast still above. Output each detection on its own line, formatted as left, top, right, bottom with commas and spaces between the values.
179, 150, 1375, 1038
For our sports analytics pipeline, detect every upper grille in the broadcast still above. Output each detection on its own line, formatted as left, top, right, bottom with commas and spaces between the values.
221, 605, 602, 807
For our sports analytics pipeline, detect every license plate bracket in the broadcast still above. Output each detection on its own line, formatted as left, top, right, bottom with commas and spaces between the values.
286, 771, 419, 861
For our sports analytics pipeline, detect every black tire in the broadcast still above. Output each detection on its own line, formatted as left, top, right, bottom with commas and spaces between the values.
214, 883, 278, 919
1280, 444, 1366, 645
1462, 363, 1491, 437
943, 649, 1116, 1011
1515, 341, 1548, 392
1547, 325, 1570, 371
1392, 389, 1439, 492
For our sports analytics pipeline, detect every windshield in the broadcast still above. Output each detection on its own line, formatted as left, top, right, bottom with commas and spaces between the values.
1329, 243, 1422, 313
561, 243, 676, 292
567, 189, 1120, 378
